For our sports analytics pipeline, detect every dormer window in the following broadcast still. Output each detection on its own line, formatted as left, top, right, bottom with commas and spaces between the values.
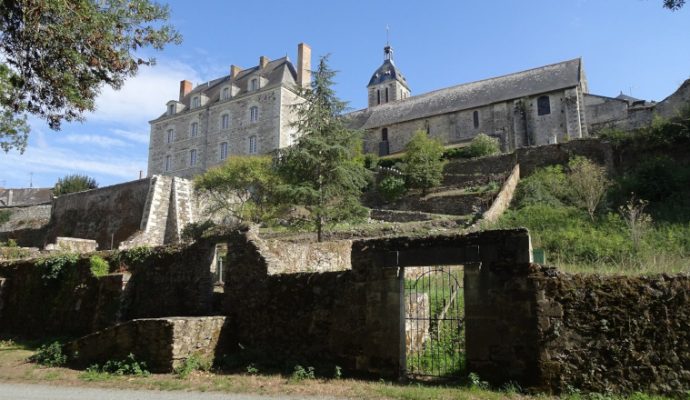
167, 104, 175, 115
221, 87, 230, 100
250, 78, 259, 91
191, 96, 200, 108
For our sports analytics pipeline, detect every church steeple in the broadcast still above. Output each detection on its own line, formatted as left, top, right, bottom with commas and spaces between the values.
367, 44, 410, 108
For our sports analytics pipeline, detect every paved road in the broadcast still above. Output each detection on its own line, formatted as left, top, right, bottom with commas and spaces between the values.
0, 383, 341, 400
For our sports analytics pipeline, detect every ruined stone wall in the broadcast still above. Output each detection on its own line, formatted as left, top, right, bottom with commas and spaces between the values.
465, 262, 690, 396
533, 268, 690, 396
47, 178, 151, 250
0, 204, 51, 234
222, 229, 401, 376
66, 316, 228, 372
0, 240, 216, 338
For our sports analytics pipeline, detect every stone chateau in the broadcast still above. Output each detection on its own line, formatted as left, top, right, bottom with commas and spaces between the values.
148, 42, 690, 177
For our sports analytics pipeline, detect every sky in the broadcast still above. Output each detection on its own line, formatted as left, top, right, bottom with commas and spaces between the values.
1, 0, 689, 189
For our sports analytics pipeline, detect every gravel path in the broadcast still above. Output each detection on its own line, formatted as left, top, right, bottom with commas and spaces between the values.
0, 383, 341, 400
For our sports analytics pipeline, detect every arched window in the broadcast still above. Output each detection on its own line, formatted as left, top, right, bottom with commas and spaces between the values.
473, 110, 479, 129
537, 95, 551, 116
190, 122, 198, 137
250, 106, 259, 123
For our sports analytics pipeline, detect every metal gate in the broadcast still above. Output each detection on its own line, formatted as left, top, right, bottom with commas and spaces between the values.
402, 265, 465, 379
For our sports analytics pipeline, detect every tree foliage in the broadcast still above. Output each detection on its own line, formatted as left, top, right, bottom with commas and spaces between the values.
0, 0, 181, 153
194, 156, 278, 224
274, 56, 370, 241
567, 156, 611, 221
463, 133, 501, 158
53, 174, 98, 196
663, 0, 685, 10
401, 130, 446, 194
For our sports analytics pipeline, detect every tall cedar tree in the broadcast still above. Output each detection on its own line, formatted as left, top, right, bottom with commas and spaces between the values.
275, 56, 370, 241
0, 0, 181, 153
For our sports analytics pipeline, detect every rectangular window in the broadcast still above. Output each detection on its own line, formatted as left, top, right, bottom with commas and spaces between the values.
385, 87, 389, 103
250, 78, 258, 91
167, 129, 174, 144
222, 87, 230, 100
165, 155, 171, 172
537, 95, 551, 116
221, 114, 229, 130
189, 149, 197, 166
381, 127, 388, 142
168, 104, 175, 115
192, 96, 200, 108
473, 110, 479, 129
190, 122, 198, 137
220, 142, 228, 160
249, 136, 257, 154
250, 106, 258, 123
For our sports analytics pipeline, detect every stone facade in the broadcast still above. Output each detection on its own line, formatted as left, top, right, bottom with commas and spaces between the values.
147, 43, 311, 178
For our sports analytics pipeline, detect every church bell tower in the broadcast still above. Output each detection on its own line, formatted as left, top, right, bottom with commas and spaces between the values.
367, 45, 410, 108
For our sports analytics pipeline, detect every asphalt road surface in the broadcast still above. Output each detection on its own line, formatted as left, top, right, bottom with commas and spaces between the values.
0, 383, 342, 400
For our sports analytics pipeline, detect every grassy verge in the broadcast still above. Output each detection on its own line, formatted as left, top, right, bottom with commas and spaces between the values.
0, 337, 676, 400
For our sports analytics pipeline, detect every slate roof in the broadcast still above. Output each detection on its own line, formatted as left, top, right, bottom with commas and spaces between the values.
0, 188, 53, 207
349, 58, 584, 130
368, 59, 410, 90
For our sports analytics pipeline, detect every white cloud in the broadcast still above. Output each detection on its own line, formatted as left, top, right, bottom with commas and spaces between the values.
88, 60, 202, 124
111, 128, 149, 144
60, 134, 128, 148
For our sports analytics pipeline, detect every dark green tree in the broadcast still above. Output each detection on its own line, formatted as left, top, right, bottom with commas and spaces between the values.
53, 174, 98, 196
663, 0, 685, 10
274, 55, 370, 241
0, 0, 182, 153
401, 130, 447, 195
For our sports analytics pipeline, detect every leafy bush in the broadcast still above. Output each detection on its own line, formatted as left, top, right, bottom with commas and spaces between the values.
118, 246, 153, 266
401, 130, 446, 194
29, 342, 66, 367
53, 174, 98, 196
174, 354, 211, 378
377, 176, 407, 202
89, 353, 150, 376
0, 209, 11, 224
291, 364, 315, 381
513, 165, 568, 208
463, 133, 500, 158
35, 253, 79, 280
89, 255, 109, 277
180, 220, 217, 242
377, 156, 403, 169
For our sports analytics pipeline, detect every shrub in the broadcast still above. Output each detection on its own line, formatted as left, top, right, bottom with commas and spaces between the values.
174, 354, 211, 378
29, 342, 66, 367
401, 130, 446, 194
93, 353, 150, 376
35, 253, 79, 280
53, 174, 98, 196
567, 156, 610, 221
0, 209, 11, 224
291, 364, 315, 381
89, 255, 109, 277
377, 176, 407, 202
463, 133, 501, 158
180, 220, 216, 242
513, 165, 568, 208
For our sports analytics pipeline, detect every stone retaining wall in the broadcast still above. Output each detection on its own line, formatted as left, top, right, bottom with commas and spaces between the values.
65, 316, 228, 372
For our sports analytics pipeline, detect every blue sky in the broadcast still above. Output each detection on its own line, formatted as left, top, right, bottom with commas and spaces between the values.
1, 0, 689, 189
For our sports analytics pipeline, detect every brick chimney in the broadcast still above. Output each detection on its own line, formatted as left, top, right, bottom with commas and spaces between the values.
297, 43, 311, 89
259, 56, 270, 69
179, 80, 192, 101
230, 65, 242, 80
